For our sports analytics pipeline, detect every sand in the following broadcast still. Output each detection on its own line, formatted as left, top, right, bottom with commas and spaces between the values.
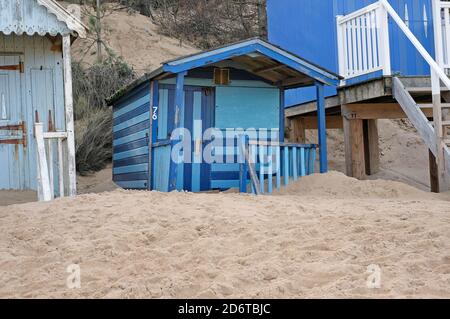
69, 5, 198, 75
1, 172, 450, 299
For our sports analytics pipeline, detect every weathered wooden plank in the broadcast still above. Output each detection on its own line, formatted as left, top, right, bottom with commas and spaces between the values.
342, 103, 434, 119
343, 117, 365, 179
392, 77, 437, 155
62, 35, 77, 196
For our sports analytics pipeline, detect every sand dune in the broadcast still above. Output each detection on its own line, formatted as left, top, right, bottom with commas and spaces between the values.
1, 172, 450, 298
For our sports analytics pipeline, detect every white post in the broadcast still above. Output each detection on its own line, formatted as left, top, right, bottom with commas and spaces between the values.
47, 139, 55, 200
336, 15, 347, 84
35, 123, 52, 202
377, 3, 392, 76
432, 0, 449, 191
58, 138, 65, 197
62, 35, 77, 197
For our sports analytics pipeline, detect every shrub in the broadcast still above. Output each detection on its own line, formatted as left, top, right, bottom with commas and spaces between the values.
73, 58, 135, 175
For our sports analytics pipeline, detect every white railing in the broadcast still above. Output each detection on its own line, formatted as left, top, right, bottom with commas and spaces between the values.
337, 2, 391, 79
35, 122, 68, 202
438, 1, 450, 69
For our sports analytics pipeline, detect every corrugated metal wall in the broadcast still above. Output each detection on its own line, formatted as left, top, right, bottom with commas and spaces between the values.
267, 0, 435, 106
112, 83, 151, 190
0, 33, 65, 190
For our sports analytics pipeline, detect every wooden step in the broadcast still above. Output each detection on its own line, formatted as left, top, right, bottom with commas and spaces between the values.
407, 87, 450, 93
444, 139, 450, 145
442, 121, 450, 126
417, 103, 450, 109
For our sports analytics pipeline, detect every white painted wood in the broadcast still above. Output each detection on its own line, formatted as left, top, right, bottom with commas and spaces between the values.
47, 138, 54, 200
336, 16, 346, 80
43, 131, 68, 139
393, 77, 437, 156
337, 2, 387, 79
377, 3, 391, 76
58, 138, 64, 197
62, 35, 77, 197
35, 122, 52, 201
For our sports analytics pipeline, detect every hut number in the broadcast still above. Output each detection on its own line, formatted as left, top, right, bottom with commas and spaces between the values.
152, 106, 158, 120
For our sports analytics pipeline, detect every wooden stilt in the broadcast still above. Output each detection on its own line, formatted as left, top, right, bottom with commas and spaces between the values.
363, 119, 380, 175
429, 149, 440, 193
343, 116, 365, 179
291, 117, 306, 143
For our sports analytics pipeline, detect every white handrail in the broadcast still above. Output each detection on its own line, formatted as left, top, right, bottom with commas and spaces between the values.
380, 0, 450, 90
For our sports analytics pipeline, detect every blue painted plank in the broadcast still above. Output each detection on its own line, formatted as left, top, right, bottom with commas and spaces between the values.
283, 147, 289, 186
114, 120, 150, 140
114, 154, 148, 168
267, 146, 273, 194
292, 146, 298, 181
114, 137, 148, 154
316, 82, 327, 173
113, 130, 148, 147
259, 145, 265, 194
113, 146, 149, 161
300, 147, 306, 177
113, 163, 149, 175
114, 103, 149, 126
275, 146, 281, 190
191, 91, 202, 192
169, 72, 187, 191
113, 112, 150, 133
211, 163, 241, 172
211, 180, 241, 189
114, 94, 150, 118
115, 180, 148, 189
113, 171, 148, 182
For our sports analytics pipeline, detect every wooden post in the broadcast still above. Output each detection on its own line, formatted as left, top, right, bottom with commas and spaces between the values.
363, 119, 380, 175
429, 149, 440, 193
35, 123, 52, 202
279, 88, 285, 142
62, 35, 77, 197
290, 117, 306, 143
343, 116, 365, 179
316, 82, 328, 173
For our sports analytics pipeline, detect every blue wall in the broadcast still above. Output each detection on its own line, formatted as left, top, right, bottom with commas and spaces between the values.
112, 82, 151, 190
267, 0, 435, 106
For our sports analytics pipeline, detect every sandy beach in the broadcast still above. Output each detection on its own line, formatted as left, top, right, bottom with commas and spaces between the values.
1, 172, 449, 298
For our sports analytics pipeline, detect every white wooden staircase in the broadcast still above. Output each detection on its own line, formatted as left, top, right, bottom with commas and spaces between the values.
393, 77, 450, 191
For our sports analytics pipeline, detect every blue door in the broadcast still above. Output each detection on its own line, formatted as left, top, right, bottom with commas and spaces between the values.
154, 85, 215, 192
183, 87, 215, 192
0, 55, 25, 190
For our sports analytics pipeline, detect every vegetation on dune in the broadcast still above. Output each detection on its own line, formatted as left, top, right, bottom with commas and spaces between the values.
73, 58, 135, 175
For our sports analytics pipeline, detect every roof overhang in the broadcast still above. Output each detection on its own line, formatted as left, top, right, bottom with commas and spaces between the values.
108, 38, 342, 105
37, 0, 88, 38
163, 38, 341, 88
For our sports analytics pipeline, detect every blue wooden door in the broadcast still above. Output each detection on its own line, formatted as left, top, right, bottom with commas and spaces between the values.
0, 55, 24, 190
183, 87, 215, 192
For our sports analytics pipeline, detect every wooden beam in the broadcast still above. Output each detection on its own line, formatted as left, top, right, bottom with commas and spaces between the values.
253, 64, 285, 74
392, 77, 437, 155
62, 35, 77, 197
285, 95, 340, 118
343, 117, 365, 179
363, 119, 380, 175
429, 150, 439, 193
298, 116, 343, 129
290, 117, 306, 143
342, 103, 434, 119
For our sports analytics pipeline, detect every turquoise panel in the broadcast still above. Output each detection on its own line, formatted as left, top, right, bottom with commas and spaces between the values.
158, 89, 169, 140
215, 87, 280, 129
153, 145, 171, 192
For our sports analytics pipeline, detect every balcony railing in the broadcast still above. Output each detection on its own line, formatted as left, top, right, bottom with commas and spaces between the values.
336, 2, 391, 79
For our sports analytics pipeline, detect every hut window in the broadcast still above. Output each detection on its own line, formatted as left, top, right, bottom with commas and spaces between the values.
214, 68, 230, 85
